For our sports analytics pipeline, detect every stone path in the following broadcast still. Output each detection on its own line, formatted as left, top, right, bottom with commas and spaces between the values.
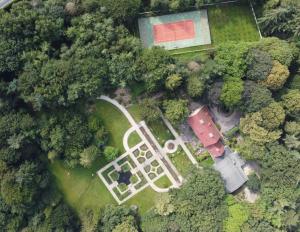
97, 96, 184, 204
160, 113, 198, 165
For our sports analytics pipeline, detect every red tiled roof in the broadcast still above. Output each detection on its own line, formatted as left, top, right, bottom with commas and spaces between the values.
188, 106, 224, 157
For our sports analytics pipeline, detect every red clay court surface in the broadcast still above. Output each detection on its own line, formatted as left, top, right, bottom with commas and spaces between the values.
153, 20, 196, 43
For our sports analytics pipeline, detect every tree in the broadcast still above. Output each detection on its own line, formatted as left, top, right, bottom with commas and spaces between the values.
155, 193, 174, 216
240, 112, 282, 144
139, 98, 161, 123
100, 0, 141, 23
165, 74, 183, 90
246, 48, 273, 81
220, 77, 244, 109
254, 37, 296, 66
224, 196, 249, 232
258, 4, 300, 39
100, 205, 138, 232
260, 102, 285, 130
247, 173, 261, 192
208, 81, 223, 106
281, 89, 300, 117
104, 146, 119, 161
215, 42, 249, 78
186, 73, 205, 98
112, 219, 138, 232
163, 99, 189, 125
262, 61, 289, 90
242, 81, 273, 113
171, 168, 228, 232
137, 47, 176, 92
18, 57, 105, 110
79, 145, 100, 168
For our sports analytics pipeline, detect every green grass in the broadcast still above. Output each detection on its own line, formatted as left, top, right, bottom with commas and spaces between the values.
50, 159, 160, 217
169, 1, 260, 61
199, 156, 214, 168
50, 100, 164, 218
125, 187, 163, 214
168, 147, 193, 177
49, 159, 116, 214
128, 104, 174, 146
208, 1, 260, 44
91, 100, 131, 153
154, 175, 172, 188
128, 131, 142, 148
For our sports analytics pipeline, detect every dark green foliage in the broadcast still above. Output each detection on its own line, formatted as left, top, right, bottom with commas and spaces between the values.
254, 37, 296, 66
215, 42, 249, 79
221, 77, 244, 109
242, 81, 273, 113
39, 111, 92, 168
139, 98, 161, 122
163, 99, 189, 125
104, 146, 119, 161
100, 0, 141, 23
142, 168, 228, 232
247, 173, 261, 192
0, 1, 65, 73
100, 205, 138, 232
18, 57, 105, 110
258, 1, 300, 39
246, 48, 273, 81
137, 47, 176, 92
208, 81, 223, 106
257, 144, 300, 229
186, 73, 206, 98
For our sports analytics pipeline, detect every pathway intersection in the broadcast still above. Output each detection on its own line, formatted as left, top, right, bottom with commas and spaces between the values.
97, 96, 195, 204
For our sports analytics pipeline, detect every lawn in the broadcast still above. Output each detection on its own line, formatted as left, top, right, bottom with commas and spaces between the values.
91, 100, 131, 153
50, 100, 164, 219
169, 1, 260, 61
128, 104, 174, 147
154, 175, 172, 188
49, 159, 116, 214
208, 1, 260, 44
125, 187, 164, 214
128, 131, 142, 148
168, 147, 194, 177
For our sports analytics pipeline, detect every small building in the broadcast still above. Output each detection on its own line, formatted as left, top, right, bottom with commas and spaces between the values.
188, 106, 224, 157
188, 106, 247, 193
213, 147, 247, 193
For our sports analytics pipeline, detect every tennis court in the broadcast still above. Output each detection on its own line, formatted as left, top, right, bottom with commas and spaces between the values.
138, 10, 211, 50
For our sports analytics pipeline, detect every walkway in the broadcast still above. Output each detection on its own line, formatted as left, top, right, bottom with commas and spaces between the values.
160, 113, 198, 165
97, 96, 183, 203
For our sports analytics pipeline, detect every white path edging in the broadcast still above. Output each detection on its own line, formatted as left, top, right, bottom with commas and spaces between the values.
97, 96, 182, 203
160, 113, 198, 165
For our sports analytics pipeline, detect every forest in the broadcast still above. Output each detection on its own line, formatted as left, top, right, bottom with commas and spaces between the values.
0, 0, 299, 231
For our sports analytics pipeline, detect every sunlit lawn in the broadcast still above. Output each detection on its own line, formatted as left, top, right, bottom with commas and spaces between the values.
209, 1, 260, 44
91, 100, 131, 153
170, 1, 260, 61
50, 100, 165, 218
168, 147, 194, 177
128, 104, 174, 147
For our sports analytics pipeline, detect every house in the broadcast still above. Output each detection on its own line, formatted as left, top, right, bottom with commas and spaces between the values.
188, 106, 224, 157
213, 147, 247, 193
188, 106, 247, 193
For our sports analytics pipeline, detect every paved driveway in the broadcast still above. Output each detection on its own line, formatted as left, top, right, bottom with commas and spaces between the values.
0, 0, 12, 8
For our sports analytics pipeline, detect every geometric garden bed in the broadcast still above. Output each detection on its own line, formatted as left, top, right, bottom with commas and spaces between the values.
98, 141, 171, 204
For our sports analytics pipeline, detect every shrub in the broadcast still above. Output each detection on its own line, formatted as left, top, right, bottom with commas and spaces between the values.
247, 173, 261, 192
130, 175, 139, 184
